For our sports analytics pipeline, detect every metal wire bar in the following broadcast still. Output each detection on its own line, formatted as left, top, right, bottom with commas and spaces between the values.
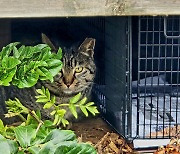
136, 16, 180, 139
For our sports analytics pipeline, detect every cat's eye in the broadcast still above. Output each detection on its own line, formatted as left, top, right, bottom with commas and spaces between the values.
75, 67, 83, 73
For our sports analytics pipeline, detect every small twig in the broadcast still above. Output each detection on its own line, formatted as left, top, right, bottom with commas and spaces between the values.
29, 110, 43, 124
35, 121, 43, 134
18, 114, 27, 122
94, 132, 110, 148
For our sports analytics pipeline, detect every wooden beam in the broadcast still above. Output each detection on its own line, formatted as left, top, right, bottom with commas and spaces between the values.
0, 0, 180, 18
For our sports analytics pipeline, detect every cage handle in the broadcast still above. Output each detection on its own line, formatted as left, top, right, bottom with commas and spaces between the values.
163, 17, 180, 38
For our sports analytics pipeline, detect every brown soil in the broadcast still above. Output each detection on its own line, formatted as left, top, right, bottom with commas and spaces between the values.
71, 117, 135, 153
71, 116, 113, 144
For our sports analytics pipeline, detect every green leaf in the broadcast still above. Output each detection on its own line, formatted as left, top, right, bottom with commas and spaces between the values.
43, 120, 53, 128
0, 42, 20, 60
5, 98, 29, 115
7, 139, 19, 154
51, 96, 56, 104
48, 62, 63, 77
0, 42, 63, 88
0, 134, 18, 154
45, 88, 50, 100
53, 109, 66, 125
39, 141, 97, 154
61, 119, 69, 127
54, 142, 97, 154
0, 135, 11, 154
28, 146, 40, 154
14, 125, 36, 148
80, 106, 88, 117
43, 102, 53, 109
13, 46, 20, 58
35, 44, 50, 50
86, 106, 99, 116
36, 98, 49, 103
57, 109, 66, 117
12, 71, 39, 88
53, 114, 60, 126
36, 89, 44, 95
69, 93, 81, 104
2, 56, 21, 69
26, 114, 38, 125
0, 68, 16, 86
42, 129, 76, 143
0, 119, 6, 136
69, 104, 77, 119
38, 67, 53, 82
46, 59, 62, 68
57, 47, 62, 59
41, 86, 46, 94
85, 102, 95, 107
50, 110, 56, 116
79, 97, 87, 105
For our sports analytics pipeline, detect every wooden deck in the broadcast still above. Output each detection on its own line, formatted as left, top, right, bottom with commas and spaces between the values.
0, 0, 180, 18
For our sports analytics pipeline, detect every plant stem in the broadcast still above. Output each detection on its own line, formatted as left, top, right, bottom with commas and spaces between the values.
58, 104, 80, 107
18, 114, 26, 122
35, 121, 43, 134
29, 110, 44, 124
58, 104, 69, 107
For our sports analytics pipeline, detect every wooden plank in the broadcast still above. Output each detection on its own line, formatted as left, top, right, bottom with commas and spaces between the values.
0, 0, 180, 17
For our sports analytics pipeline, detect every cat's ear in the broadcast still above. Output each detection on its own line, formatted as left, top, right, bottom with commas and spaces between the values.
41, 33, 57, 51
78, 38, 95, 58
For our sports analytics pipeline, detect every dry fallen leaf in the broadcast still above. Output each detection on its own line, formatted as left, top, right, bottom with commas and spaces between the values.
95, 132, 134, 154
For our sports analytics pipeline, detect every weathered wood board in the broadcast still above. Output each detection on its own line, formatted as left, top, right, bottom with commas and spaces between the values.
0, 0, 180, 18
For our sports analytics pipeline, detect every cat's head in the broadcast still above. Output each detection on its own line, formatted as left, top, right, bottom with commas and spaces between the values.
42, 34, 96, 95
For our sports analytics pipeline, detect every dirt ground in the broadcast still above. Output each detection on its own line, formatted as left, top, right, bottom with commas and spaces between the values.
71, 116, 113, 144
71, 117, 135, 153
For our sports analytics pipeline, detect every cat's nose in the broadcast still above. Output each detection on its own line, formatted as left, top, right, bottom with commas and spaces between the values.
63, 77, 74, 88
66, 83, 71, 88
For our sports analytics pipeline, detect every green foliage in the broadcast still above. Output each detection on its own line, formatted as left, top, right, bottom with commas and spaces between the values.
3, 87, 99, 153
0, 42, 98, 153
0, 134, 18, 154
35, 87, 99, 127
0, 43, 63, 88
5, 98, 29, 118
0, 122, 96, 154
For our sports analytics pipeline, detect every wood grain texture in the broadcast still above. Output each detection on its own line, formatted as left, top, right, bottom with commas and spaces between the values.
0, 0, 180, 17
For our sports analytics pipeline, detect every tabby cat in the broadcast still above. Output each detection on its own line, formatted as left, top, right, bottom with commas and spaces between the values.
1, 34, 96, 122
41, 34, 96, 120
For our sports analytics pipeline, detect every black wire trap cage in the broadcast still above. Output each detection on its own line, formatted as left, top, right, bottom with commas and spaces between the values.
94, 16, 180, 148
2, 16, 180, 148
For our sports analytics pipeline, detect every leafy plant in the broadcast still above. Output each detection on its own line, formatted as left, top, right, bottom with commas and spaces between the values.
0, 43, 99, 153
2, 91, 99, 154
35, 87, 99, 127
0, 122, 97, 154
0, 43, 63, 88
5, 87, 99, 128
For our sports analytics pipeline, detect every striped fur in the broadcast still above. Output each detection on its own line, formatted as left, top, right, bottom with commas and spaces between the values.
41, 35, 96, 120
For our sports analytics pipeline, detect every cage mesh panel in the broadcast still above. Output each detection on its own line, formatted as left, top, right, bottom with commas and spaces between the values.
104, 17, 130, 137
136, 16, 180, 139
